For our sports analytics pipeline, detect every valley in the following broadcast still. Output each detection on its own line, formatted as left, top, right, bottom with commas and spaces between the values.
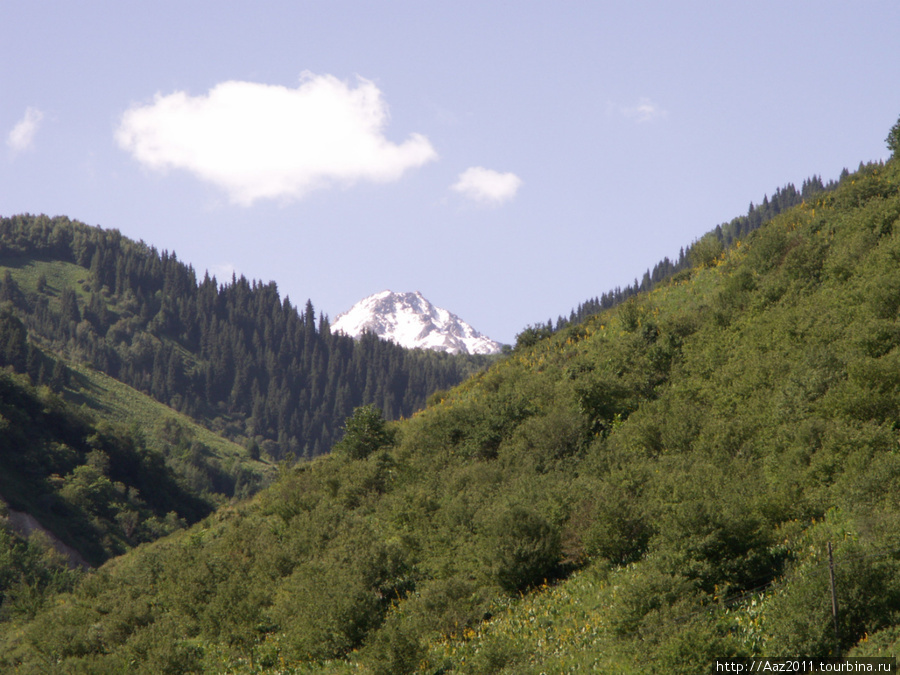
1, 120, 899, 672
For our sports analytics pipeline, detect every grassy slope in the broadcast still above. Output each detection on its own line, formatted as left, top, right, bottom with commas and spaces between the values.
3, 158, 900, 672
63, 361, 275, 491
0, 255, 91, 308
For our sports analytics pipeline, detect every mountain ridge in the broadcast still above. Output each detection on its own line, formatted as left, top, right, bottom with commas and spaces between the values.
332, 290, 503, 355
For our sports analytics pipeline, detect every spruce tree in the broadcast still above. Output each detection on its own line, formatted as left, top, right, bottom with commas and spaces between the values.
888, 114, 900, 159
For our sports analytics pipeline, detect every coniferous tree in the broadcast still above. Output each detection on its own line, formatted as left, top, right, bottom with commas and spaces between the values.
887, 114, 900, 158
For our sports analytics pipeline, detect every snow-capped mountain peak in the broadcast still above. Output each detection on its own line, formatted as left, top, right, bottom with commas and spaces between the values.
331, 290, 502, 355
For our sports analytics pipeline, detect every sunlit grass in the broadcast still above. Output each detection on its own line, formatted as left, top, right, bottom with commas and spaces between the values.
64, 361, 276, 486
0, 256, 92, 309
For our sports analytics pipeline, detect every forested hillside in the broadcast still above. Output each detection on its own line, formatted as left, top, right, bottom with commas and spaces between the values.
2, 124, 899, 673
0, 217, 491, 460
2, 304, 274, 502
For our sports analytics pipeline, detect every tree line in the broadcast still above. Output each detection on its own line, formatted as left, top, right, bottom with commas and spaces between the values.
541, 172, 848, 338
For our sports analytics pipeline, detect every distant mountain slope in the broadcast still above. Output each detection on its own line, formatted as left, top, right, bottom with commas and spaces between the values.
4, 132, 899, 671
332, 290, 503, 355
0, 217, 489, 460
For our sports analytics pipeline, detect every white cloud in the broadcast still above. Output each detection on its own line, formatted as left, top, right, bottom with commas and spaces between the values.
115, 73, 438, 205
451, 166, 522, 205
7, 107, 44, 154
208, 263, 237, 282
622, 98, 667, 123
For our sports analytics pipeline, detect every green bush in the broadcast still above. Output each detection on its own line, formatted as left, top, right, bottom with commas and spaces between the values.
270, 561, 382, 660
334, 405, 396, 460
689, 232, 724, 268
490, 506, 560, 593
766, 542, 900, 657
581, 478, 651, 565
361, 613, 426, 675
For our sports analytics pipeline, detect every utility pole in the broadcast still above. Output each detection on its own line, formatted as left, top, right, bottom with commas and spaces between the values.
828, 542, 840, 653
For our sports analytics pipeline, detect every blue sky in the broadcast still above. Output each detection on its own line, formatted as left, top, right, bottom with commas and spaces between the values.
3, 1, 899, 344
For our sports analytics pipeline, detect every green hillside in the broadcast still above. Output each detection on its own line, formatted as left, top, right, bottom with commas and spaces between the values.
3, 126, 900, 673
0, 369, 214, 569
0, 219, 492, 462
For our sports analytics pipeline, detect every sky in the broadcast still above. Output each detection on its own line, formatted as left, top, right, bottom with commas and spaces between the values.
3, 1, 900, 345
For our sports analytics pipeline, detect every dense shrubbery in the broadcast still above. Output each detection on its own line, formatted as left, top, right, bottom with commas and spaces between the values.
0, 515, 81, 623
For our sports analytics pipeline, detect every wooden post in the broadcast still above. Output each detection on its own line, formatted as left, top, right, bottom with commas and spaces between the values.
828, 542, 840, 652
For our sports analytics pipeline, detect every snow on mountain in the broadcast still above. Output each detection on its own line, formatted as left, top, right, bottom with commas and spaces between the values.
331, 291, 503, 355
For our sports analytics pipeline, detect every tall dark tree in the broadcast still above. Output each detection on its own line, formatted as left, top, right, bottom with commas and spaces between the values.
888, 114, 900, 158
